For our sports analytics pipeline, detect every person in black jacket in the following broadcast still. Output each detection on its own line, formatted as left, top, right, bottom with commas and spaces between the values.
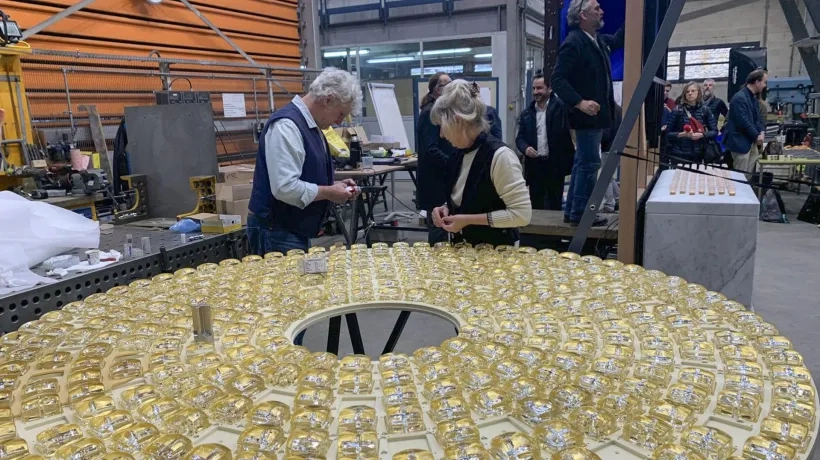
666, 81, 718, 165
430, 80, 532, 246
551, 0, 623, 227
416, 72, 455, 244
702, 78, 729, 123
516, 73, 574, 210
724, 69, 767, 174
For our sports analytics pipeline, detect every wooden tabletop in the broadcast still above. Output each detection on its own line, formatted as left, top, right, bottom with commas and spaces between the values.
40, 194, 100, 208
521, 210, 618, 240
335, 157, 418, 180
759, 159, 820, 165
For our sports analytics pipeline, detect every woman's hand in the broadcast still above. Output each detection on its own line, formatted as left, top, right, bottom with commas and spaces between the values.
432, 206, 449, 228
441, 214, 471, 233
690, 132, 704, 141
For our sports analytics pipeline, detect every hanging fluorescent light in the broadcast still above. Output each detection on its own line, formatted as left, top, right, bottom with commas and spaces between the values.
475, 64, 492, 72
419, 48, 472, 56
366, 56, 415, 64
323, 49, 370, 58
474, 53, 492, 59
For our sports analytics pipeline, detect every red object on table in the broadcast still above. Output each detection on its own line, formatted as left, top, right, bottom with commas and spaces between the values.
683, 124, 692, 132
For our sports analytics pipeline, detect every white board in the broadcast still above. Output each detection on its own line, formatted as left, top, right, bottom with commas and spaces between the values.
367, 83, 410, 149
222, 93, 247, 118
480, 87, 492, 106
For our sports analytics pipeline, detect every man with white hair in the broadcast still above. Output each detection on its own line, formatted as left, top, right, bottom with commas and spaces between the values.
551, 0, 623, 228
702, 78, 729, 123
248, 67, 362, 255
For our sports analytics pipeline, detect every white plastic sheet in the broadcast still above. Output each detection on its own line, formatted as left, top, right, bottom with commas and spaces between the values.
0, 191, 100, 269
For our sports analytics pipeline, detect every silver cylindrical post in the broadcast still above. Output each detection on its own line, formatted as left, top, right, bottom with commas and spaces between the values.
191, 301, 214, 344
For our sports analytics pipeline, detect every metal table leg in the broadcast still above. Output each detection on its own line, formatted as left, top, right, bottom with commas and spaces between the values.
327, 316, 342, 355
382, 310, 411, 355
345, 313, 366, 355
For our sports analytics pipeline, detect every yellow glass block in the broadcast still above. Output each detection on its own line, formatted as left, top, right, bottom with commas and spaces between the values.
770, 397, 815, 426
202, 365, 240, 387
552, 352, 588, 376
760, 416, 810, 452
237, 426, 284, 453
532, 419, 584, 453
248, 402, 290, 428
570, 406, 616, 439
649, 401, 695, 431
633, 360, 672, 387
772, 380, 815, 404
666, 384, 710, 411
680, 426, 733, 460
340, 354, 373, 371
337, 431, 378, 458
650, 444, 705, 460
576, 372, 614, 396
293, 387, 334, 408
137, 397, 181, 426
766, 349, 804, 367
742, 436, 796, 460
383, 385, 418, 407
488, 432, 540, 459
210, 394, 253, 425
714, 390, 761, 420
771, 365, 812, 384
423, 377, 460, 401
720, 345, 757, 362
20, 394, 61, 422
419, 362, 453, 382
164, 409, 210, 437
181, 385, 223, 410
379, 353, 411, 371
0, 438, 29, 459
429, 396, 469, 423
723, 375, 764, 397
284, 429, 329, 458
549, 385, 592, 413
35, 424, 83, 456
621, 415, 673, 450
142, 435, 192, 460
531, 366, 569, 390
183, 444, 231, 460
291, 406, 332, 431
53, 438, 106, 460
225, 374, 265, 396
88, 410, 134, 439
35, 352, 72, 370
110, 422, 160, 454
392, 450, 434, 460
22, 378, 59, 398
713, 331, 749, 348
338, 406, 377, 433
74, 395, 118, 421
443, 443, 491, 460
679, 341, 715, 361
469, 389, 511, 417
385, 404, 425, 434
121, 385, 160, 411
549, 447, 601, 460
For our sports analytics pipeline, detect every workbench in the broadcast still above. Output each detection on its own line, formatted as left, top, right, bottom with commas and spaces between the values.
38, 192, 104, 220
757, 148, 820, 195
0, 225, 248, 334
335, 157, 419, 246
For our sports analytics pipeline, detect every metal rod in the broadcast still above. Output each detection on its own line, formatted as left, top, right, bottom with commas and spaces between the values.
58, 66, 305, 83
382, 311, 411, 355
177, 0, 265, 76
252, 78, 260, 124
21, 0, 100, 41
13, 82, 28, 146
267, 70, 276, 112
61, 68, 77, 142
30, 48, 321, 73
345, 313, 366, 355
568, 0, 686, 254
327, 316, 342, 354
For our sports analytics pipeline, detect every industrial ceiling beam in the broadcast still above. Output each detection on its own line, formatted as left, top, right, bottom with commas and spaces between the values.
20, 0, 99, 41
779, 0, 820, 87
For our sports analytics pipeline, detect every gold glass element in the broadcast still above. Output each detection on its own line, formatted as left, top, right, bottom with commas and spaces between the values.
110, 422, 160, 454
284, 429, 329, 458
34, 424, 83, 456
392, 450, 434, 460
621, 415, 674, 450
443, 443, 491, 460
237, 426, 285, 453
742, 435, 796, 460
184, 444, 232, 460
650, 444, 705, 460
338, 406, 377, 433
385, 404, 425, 434
532, 419, 584, 453
142, 435, 192, 460
53, 438, 106, 460
760, 416, 810, 452
336, 431, 378, 458
248, 402, 290, 427
291, 406, 332, 431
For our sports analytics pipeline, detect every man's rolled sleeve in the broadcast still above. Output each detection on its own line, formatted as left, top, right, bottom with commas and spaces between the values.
265, 119, 319, 209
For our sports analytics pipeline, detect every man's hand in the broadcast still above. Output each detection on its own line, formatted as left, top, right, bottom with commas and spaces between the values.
691, 132, 704, 141
525, 147, 538, 158
341, 179, 360, 197
325, 182, 355, 204
432, 206, 449, 228
757, 133, 765, 145
441, 214, 470, 233
576, 100, 600, 116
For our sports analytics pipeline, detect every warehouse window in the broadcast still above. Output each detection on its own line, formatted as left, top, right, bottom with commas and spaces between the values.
665, 42, 759, 83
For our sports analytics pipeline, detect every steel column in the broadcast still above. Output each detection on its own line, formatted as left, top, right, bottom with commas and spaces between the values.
543, 0, 562, 80
21, 0, 100, 41
568, 0, 686, 255
779, 0, 820, 88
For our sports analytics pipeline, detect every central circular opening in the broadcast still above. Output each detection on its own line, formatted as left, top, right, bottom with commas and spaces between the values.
290, 302, 461, 358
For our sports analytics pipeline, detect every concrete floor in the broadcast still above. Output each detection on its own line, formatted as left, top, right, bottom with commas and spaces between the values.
300, 180, 820, 386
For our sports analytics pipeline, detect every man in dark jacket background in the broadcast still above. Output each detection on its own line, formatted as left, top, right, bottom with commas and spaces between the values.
416, 72, 455, 244
516, 72, 574, 211
551, 0, 623, 227
723, 69, 767, 174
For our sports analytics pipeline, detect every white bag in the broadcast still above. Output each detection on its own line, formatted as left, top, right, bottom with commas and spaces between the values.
0, 191, 100, 268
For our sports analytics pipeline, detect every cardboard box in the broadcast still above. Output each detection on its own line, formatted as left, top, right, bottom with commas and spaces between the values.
337, 126, 369, 145
216, 183, 252, 202
216, 199, 250, 225
218, 165, 255, 185
200, 214, 242, 233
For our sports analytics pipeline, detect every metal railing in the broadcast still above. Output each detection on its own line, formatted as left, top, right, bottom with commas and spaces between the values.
22, 49, 321, 163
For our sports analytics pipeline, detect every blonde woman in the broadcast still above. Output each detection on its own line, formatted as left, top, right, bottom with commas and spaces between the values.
430, 80, 532, 246
666, 81, 717, 164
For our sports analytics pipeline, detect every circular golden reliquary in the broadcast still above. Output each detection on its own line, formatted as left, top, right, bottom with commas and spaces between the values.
0, 242, 816, 460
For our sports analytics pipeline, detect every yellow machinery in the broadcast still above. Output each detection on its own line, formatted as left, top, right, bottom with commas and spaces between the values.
0, 19, 33, 190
